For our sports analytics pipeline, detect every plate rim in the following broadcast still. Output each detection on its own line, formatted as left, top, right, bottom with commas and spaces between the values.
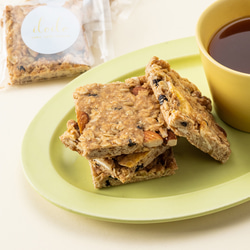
21, 36, 250, 224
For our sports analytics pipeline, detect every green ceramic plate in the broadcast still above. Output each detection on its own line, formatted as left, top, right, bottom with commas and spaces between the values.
22, 37, 250, 223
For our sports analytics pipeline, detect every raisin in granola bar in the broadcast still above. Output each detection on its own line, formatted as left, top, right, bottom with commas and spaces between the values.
89, 148, 178, 188
2, 4, 90, 85
145, 56, 231, 163
60, 76, 176, 159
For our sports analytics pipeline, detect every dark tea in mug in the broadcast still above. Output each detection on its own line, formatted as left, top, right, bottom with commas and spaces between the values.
209, 17, 250, 74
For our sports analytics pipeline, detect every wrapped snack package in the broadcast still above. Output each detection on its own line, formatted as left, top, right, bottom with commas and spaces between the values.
0, 0, 113, 87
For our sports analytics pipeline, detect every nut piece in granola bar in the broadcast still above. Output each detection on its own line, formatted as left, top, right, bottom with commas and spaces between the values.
145, 56, 231, 163
3, 4, 91, 85
60, 76, 176, 159
89, 148, 178, 188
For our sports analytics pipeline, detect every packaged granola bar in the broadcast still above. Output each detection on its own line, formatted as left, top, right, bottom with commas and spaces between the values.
0, 0, 114, 87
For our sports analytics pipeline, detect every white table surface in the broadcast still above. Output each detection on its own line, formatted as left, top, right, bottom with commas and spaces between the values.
1, 0, 250, 249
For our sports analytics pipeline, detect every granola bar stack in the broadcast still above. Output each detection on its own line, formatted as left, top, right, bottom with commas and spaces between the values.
60, 56, 231, 188
60, 76, 178, 188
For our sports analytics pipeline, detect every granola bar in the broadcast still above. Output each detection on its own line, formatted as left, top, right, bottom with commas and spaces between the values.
89, 148, 178, 188
145, 56, 231, 163
60, 76, 176, 159
2, 4, 90, 85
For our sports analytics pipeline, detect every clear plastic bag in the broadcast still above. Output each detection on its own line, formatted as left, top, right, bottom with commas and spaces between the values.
110, 0, 140, 21
0, 0, 114, 87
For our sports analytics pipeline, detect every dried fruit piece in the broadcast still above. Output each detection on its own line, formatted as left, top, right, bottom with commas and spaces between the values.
180, 121, 188, 127
87, 93, 98, 97
131, 86, 146, 96
152, 78, 161, 87
128, 139, 137, 147
18, 65, 25, 71
158, 94, 168, 105
135, 164, 144, 172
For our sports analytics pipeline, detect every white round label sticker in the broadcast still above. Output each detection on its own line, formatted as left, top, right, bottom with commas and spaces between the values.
21, 6, 80, 54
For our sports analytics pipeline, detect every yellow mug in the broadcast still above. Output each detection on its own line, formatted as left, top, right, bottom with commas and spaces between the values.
196, 0, 250, 132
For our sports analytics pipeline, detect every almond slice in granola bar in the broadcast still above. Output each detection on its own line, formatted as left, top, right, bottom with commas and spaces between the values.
76, 110, 89, 133
143, 131, 163, 147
